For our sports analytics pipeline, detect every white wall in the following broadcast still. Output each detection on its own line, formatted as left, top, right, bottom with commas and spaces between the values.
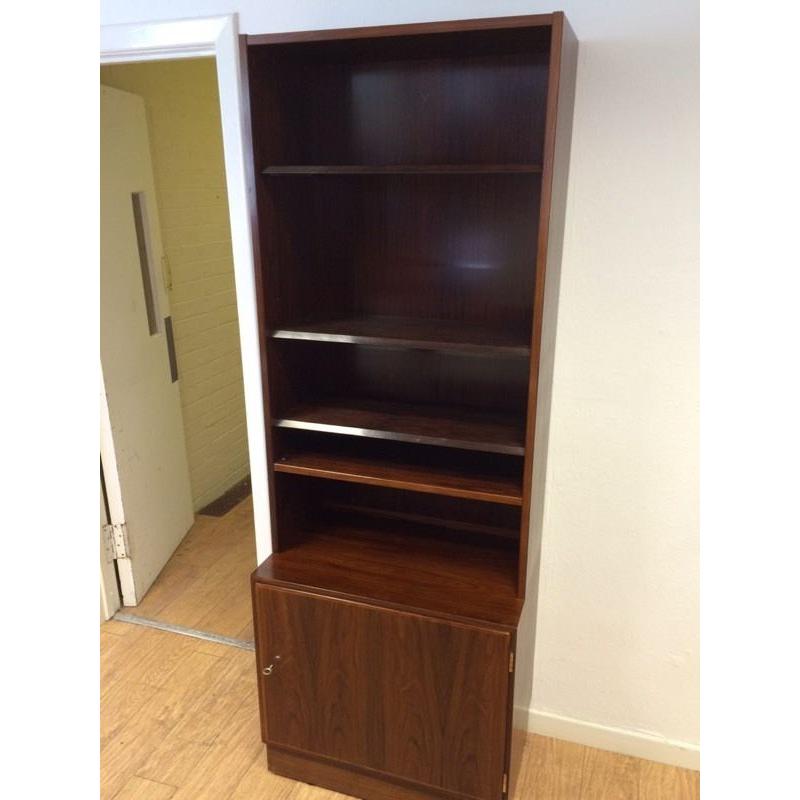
101, 0, 699, 765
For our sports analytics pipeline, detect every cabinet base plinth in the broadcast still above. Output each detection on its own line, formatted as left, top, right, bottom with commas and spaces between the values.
267, 745, 482, 800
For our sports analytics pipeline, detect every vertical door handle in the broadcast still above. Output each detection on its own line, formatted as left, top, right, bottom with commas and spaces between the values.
164, 316, 178, 382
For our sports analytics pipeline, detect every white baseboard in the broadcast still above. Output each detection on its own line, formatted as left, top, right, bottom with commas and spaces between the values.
515, 706, 699, 771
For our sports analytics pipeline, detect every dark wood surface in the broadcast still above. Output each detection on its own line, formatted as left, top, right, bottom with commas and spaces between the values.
270, 340, 530, 423
262, 164, 542, 174
255, 585, 511, 799
274, 449, 523, 505
269, 746, 471, 800
271, 315, 530, 356
253, 515, 522, 628
275, 399, 526, 455
271, 435, 523, 533
247, 14, 554, 45
244, 13, 575, 798
248, 30, 550, 169
276, 469, 522, 540
255, 175, 541, 334
516, 12, 578, 597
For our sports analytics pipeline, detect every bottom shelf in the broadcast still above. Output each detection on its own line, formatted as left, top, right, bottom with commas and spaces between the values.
254, 512, 522, 627
274, 449, 523, 505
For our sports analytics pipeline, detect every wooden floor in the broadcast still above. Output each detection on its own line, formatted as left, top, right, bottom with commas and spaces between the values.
101, 621, 699, 799
124, 496, 257, 641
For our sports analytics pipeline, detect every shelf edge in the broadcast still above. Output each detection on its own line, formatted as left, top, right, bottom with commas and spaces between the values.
274, 460, 523, 506
261, 164, 543, 175
271, 328, 531, 356
274, 418, 526, 456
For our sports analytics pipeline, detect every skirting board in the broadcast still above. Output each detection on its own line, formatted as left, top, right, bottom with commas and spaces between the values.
515, 706, 699, 771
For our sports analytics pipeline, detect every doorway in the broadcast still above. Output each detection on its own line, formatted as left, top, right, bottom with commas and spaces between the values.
100, 56, 257, 642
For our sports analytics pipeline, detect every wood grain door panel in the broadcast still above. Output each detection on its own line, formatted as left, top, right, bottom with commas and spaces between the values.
255, 585, 510, 800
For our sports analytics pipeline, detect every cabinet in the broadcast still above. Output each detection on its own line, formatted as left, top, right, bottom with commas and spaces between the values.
247, 13, 577, 800
255, 585, 511, 800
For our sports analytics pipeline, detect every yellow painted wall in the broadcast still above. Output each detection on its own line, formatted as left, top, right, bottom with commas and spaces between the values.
101, 59, 249, 511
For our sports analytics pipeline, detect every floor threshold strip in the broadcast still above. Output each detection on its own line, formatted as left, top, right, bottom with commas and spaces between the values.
113, 612, 255, 651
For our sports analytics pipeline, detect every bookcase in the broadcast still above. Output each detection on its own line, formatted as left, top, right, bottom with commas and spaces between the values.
246, 13, 577, 800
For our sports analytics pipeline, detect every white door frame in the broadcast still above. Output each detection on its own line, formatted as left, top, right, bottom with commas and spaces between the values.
99, 14, 271, 611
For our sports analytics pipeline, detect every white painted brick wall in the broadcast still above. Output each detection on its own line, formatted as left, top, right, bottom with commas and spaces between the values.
101, 59, 250, 511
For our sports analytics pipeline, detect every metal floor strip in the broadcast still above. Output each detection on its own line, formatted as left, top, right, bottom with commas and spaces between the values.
113, 612, 255, 651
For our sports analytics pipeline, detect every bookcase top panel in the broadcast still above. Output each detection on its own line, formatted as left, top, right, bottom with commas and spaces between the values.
247, 13, 556, 49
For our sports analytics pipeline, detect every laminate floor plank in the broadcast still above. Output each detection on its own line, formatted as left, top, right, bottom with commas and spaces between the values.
579, 747, 642, 800
166, 651, 255, 747
101, 679, 161, 747
101, 685, 187, 799
192, 637, 245, 659
168, 694, 263, 800
639, 759, 700, 800
229, 751, 299, 799
101, 627, 228, 798
102, 619, 147, 638
122, 496, 257, 641
517, 734, 585, 798
136, 735, 213, 789
112, 775, 177, 800
236, 619, 255, 641
108, 629, 196, 691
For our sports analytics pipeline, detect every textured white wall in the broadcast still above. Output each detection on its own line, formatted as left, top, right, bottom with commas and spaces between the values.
529, 7, 699, 753
101, 0, 699, 755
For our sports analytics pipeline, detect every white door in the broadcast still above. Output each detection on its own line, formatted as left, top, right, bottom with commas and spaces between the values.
100, 84, 194, 606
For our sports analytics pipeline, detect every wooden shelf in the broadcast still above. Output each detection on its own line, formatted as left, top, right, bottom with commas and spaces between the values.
275, 400, 526, 456
275, 450, 523, 505
254, 512, 523, 627
262, 164, 542, 175
272, 316, 531, 356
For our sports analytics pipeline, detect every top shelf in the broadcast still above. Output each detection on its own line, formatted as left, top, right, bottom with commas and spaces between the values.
261, 164, 543, 175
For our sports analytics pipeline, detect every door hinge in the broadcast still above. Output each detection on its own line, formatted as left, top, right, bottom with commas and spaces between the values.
103, 522, 130, 561
509, 651, 515, 673
503, 772, 508, 795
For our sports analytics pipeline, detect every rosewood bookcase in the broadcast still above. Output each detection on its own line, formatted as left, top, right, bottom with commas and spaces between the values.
246, 13, 577, 800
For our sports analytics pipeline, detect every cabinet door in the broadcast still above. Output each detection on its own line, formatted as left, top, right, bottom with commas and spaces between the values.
255, 585, 511, 800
